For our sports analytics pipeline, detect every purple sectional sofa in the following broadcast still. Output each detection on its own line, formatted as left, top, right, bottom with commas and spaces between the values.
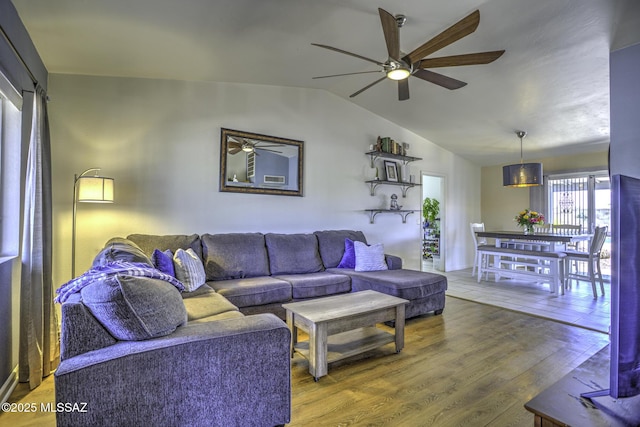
54, 230, 446, 426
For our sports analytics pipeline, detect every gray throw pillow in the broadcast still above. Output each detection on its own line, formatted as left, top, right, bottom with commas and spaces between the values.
81, 274, 187, 341
354, 241, 389, 272
173, 248, 206, 292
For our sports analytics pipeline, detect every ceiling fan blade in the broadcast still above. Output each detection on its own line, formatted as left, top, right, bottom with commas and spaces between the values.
349, 76, 387, 98
405, 10, 480, 65
413, 69, 467, 90
398, 79, 410, 101
228, 147, 242, 155
312, 70, 382, 79
418, 50, 505, 68
311, 43, 383, 66
379, 8, 400, 60
228, 140, 242, 148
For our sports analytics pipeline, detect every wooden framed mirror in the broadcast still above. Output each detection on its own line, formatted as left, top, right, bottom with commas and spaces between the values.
219, 128, 304, 196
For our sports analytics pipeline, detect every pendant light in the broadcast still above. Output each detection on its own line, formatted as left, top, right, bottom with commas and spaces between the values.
502, 130, 543, 187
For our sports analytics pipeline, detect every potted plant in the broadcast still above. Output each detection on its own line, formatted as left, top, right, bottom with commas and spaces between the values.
422, 197, 440, 229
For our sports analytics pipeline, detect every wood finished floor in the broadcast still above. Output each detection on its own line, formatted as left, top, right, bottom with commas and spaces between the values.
439, 267, 611, 333
3, 296, 609, 427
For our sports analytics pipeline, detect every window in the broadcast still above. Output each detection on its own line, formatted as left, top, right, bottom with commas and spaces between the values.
0, 72, 22, 257
546, 172, 610, 233
546, 171, 611, 277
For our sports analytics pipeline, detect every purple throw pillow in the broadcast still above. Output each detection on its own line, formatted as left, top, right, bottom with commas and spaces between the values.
337, 238, 356, 269
152, 249, 175, 277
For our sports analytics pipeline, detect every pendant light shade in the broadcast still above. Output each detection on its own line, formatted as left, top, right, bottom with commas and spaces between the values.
502, 131, 543, 187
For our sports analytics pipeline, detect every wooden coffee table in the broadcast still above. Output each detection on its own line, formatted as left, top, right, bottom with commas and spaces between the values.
282, 290, 408, 381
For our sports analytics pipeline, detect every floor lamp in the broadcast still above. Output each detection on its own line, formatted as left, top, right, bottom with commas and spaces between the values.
72, 168, 114, 278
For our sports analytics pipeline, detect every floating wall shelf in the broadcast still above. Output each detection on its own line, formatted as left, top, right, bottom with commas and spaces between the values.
365, 209, 418, 224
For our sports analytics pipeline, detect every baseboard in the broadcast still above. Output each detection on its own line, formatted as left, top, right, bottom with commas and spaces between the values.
0, 365, 18, 404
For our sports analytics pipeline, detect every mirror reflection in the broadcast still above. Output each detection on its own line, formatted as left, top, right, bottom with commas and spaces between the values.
219, 128, 304, 196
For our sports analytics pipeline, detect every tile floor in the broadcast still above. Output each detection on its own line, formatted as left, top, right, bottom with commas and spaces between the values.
429, 265, 611, 334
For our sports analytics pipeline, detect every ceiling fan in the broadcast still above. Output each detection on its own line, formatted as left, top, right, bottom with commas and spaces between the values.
228, 137, 283, 155
312, 8, 505, 101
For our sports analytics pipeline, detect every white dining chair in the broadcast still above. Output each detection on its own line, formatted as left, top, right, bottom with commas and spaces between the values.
552, 224, 581, 235
553, 224, 583, 250
470, 222, 493, 277
564, 226, 608, 298
533, 223, 551, 233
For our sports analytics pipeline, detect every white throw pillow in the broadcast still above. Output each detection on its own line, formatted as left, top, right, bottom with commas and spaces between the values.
173, 248, 206, 292
354, 241, 389, 272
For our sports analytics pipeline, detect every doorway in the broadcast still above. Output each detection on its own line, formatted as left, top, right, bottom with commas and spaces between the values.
421, 173, 445, 272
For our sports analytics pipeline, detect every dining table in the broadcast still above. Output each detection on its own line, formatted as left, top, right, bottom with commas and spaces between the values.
476, 230, 592, 251
474, 230, 593, 293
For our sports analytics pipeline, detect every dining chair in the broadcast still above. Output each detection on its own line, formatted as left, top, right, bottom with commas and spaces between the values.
533, 223, 551, 233
553, 224, 582, 250
470, 222, 492, 277
552, 224, 582, 235
564, 226, 608, 298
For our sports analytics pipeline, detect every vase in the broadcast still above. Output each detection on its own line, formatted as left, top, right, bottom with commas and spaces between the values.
523, 224, 535, 235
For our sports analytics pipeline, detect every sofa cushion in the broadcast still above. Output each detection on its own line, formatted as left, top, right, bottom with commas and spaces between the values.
188, 310, 246, 324
127, 233, 203, 259
275, 272, 351, 299
92, 238, 153, 267
314, 230, 367, 268
265, 233, 324, 275
201, 233, 270, 280
181, 285, 240, 321
80, 274, 187, 341
327, 268, 448, 301
152, 249, 175, 277
173, 248, 206, 292
354, 241, 388, 272
208, 277, 292, 308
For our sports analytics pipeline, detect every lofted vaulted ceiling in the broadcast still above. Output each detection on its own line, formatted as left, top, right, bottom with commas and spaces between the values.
10, 0, 640, 166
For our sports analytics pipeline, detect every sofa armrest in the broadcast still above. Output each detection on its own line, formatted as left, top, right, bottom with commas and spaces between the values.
55, 314, 291, 427
385, 254, 403, 270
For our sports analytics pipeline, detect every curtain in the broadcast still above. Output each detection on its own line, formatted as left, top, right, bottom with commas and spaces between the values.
18, 86, 58, 389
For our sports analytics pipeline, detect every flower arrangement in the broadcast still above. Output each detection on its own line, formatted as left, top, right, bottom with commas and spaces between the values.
515, 209, 545, 234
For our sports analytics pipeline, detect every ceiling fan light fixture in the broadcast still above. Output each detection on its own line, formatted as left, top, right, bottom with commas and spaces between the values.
385, 59, 411, 80
502, 131, 543, 187
241, 144, 253, 152
387, 68, 411, 80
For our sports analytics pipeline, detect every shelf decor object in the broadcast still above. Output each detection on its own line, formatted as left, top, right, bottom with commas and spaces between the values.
384, 161, 399, 182
72, 168, 114, 277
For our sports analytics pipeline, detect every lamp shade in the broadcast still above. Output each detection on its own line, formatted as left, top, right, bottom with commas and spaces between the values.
502, 163, 543, 187
77, 176, 114, 202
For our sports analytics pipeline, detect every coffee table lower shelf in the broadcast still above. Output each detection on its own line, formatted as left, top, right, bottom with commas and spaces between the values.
293, 326, 396, 366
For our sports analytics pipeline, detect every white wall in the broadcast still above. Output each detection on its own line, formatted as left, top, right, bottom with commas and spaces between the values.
48, 74, 480, 285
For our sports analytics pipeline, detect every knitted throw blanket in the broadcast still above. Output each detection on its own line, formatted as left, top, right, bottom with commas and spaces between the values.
55, 261, 185, 303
